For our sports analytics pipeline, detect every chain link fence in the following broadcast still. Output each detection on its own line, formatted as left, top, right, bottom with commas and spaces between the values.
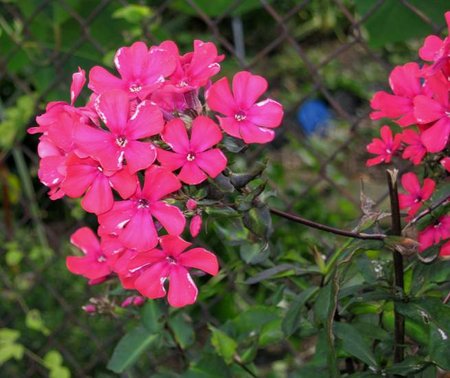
0, 0, 446, 376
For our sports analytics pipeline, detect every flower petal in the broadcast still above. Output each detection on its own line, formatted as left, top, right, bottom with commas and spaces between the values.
124, 141, 157, 174
159, 235, 191, 257
150, 201, 186, 236
156, 148, 186, 171
95, 90, 130, 134
70, 227, 100, 255
177, 162, 208, 185
195, 149, 227, 178
89, 66, 126, 94
142, 166, 181, 201
232, 71, 267, 109
81, 174, 114, 215
126, 101, 164, 140
120, 209, 158, 251
206, 77, 237, 116
190, 116, 223, 152
161, 119, 190, 153
167, 265, 198, 307
240, 122, 275, 144
178, 247, 218, 275
247, 99, 283, 128
135, 262, 170, 299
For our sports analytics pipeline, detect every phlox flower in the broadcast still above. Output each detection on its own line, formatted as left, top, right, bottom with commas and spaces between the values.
157, 116, 227, 185
89, 41, 176, 99
75, 89, 163, 173
207, 71, 283, 144
366, 125, 402, 167
66, 227, 111, 282
36, 137, 66, 200
163, 40, 223, 92
413, 73, 450, 153
401, 129, 427, 165
127, 235, 219, 307
398, 172, 435, 219
419, 215, 450, 251
370, 62, 422, 126
419, 11, 450, 74
441, 157, 450, 172
98, 166, 185, 251
61, 154, 138, 215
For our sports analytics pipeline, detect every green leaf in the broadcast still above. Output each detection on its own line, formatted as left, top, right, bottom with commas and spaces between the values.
43, 350, 71, 378
384, 356, 429, 376
168, 313, 195, 349
140, 301, 163, 333
334, 322, 378, 368
282, 286, 319, 336
245, 264, 318, 285
354, 0, 449, 47
170, 0, 264, 17
0, 328, 24, 366
239, 241, 270, 265
107, 326, 158, 373
112, 4, 152, 23
26, 309, 50, 336
209, 326, 237, 364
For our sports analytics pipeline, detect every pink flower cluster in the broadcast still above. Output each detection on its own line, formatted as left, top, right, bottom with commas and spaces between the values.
30, 40, 283, 307
367, 13, 450, 257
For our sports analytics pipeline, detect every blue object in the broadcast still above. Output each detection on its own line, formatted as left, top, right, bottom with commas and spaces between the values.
297, 99, 332, 135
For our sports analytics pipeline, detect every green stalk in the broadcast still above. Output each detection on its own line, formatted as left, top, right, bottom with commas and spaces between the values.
12, 147, 49, 249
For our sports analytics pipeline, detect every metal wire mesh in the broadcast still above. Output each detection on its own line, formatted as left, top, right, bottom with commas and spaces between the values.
0, 0, 446, 376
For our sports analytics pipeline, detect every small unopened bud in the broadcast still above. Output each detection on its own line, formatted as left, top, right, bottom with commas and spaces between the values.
190, 215, 202, 238
133, 296, 145, 306
82, 304, 97, 314
121, 296, 134, 308
187, 199, 197, 211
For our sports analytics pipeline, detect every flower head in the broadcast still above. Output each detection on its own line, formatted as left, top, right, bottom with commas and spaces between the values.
366, 125, 402, 166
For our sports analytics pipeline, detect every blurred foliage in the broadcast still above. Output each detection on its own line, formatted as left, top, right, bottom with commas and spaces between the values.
1, 0, 450, 377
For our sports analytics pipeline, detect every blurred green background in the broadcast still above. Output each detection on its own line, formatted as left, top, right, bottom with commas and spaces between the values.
0, 0, 448, 377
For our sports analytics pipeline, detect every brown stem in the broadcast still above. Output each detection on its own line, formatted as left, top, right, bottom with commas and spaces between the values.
386, 170, 405, 366
269, 207, 386, 240
406, 196, 450, 226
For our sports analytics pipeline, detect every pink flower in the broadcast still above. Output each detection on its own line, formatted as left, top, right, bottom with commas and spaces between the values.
98, 166, 185, 251
398, 173, 435, 219
37, 137, 66, 200
190, 215, 202, 238
71, 67, 86, 105
419, 12, 450, 73
207, 71, 283, 144
157, 116, 227, 185
128, 235, 219, 307
66, 227, 111, 281
82, 304, 97, 314
440, 241, 450, 258
366, 126, 402, 166
370, 63, 422, 126
186, 199, 197, 211
61, 154, 138, 215
75, 89, 163, 173
164, 40, 223, 92
401, 129, 427, 165
89, 41, 177, 99
121, 296, 145, 308
419, 215, 450, 251
413, 73, 450, 153
441, 157, 450, 172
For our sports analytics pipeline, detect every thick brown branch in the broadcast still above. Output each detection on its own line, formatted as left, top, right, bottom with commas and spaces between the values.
386, 170, 405, 367
269, 207, 386, 240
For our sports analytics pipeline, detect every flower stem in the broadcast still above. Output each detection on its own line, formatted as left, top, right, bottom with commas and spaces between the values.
269, 207, 386, 240
386, 170, 405, 366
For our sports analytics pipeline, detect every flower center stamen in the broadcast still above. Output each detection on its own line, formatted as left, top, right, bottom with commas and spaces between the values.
129, 83, 142, 93
235, 111, 247, 122
137, 198, 149, 209
166, 256, 176, 264
187, 153, 196, 162
116, 136, 128, 147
